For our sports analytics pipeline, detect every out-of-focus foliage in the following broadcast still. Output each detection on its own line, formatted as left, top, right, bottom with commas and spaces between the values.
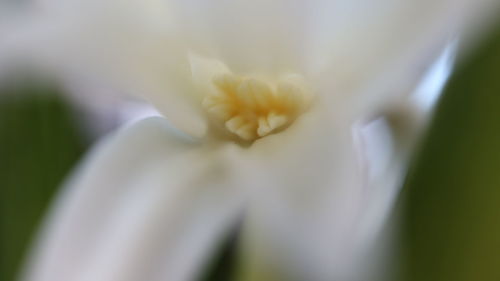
402, 16, 500, 281
0, 80, 87, 281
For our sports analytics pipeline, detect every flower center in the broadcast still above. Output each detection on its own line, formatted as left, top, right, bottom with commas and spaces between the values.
202, 73, 312, 141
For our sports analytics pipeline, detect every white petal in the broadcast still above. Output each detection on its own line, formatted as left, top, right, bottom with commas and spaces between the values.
21, 117, 244, 281
233, 105, 408, 280
228, 107, 366, 280
309, 0, 497, 118
2, 0, 208, 137
169, 0, 312, 75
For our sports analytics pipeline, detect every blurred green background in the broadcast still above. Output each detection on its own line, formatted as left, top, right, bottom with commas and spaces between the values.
1, 14, 500, 281
401, 17, 500, 281
0, 81, 87, 281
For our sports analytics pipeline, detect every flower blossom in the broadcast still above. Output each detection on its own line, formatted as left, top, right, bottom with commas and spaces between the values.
2, 0, 494, 281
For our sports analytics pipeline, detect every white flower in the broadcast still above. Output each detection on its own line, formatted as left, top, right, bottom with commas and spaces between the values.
5, 0, 493, 281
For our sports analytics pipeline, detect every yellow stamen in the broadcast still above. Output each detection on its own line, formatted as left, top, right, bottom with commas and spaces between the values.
202, 73, 311, 141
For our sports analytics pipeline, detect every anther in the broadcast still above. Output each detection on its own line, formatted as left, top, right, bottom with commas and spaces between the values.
202, 73, 311, 141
